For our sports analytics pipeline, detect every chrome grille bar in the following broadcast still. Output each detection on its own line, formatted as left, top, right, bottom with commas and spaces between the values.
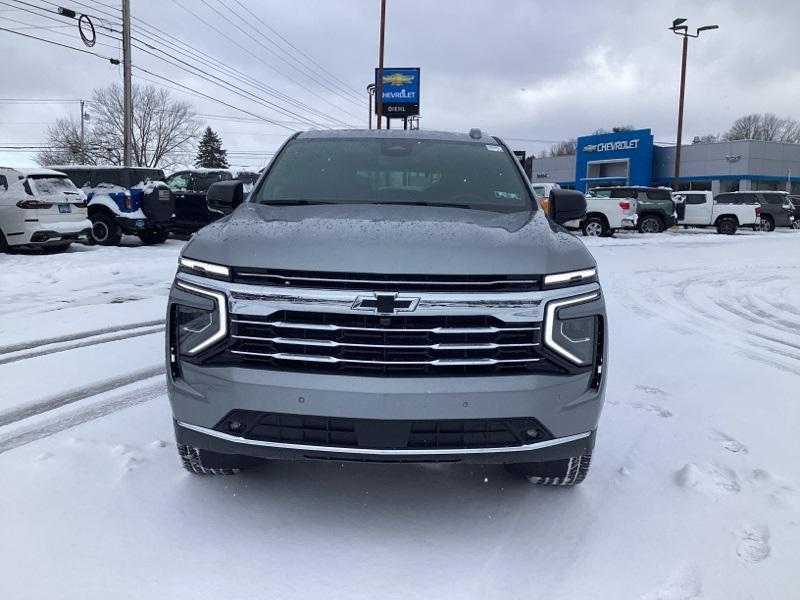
230, 349, 541, 366
231, 334, 540, 350
231, 318, 540, 334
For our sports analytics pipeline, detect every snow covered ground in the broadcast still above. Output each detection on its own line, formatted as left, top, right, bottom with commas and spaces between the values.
1, 229, 798, 600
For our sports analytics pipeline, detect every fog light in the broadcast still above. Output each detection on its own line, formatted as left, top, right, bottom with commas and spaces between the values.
228, 421, 243, 433
525, 428, 540, 440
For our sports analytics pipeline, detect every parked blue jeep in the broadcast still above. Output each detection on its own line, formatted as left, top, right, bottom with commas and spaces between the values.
49, 166, 175, 245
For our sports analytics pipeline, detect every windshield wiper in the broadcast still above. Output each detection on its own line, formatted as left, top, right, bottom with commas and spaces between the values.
374, 201, 475, 210
259, 199, 335, 206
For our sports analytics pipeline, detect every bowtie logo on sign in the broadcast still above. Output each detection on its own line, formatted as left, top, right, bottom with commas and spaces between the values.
583, 139, 641, 153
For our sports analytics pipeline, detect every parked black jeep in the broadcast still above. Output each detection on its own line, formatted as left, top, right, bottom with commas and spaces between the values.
588, 186, 676, 233
165, 169, 232, 235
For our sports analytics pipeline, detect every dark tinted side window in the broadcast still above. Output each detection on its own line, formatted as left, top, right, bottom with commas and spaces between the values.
193, 173, 226, 192
92, 169, 125, 187
610, 188, 634, 198
684, 193, 707, 205
0, 175, 7, 191
644, 189, 672, 201
762, 193, 784, 205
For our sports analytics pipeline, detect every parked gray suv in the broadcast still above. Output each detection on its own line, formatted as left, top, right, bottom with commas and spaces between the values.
166, 129, 607, 486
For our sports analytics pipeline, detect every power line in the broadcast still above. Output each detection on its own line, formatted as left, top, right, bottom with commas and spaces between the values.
132, 66, 296, 132
62, 0, 357, 128
0, 25, 119, 62
231, 0, 363, 102
211, 0, 364, 107
170, 0, 362, 120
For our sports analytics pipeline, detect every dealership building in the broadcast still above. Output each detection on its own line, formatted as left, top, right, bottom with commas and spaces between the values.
529, 128, 800, 194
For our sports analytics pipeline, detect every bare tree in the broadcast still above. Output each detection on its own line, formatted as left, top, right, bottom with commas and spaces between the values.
548, 138, 577, 157
36, 117, 105, 166
722, 113, 800, 142
692, 134, 719, 144
592, 125, 635, 135
37, 83, 200, 168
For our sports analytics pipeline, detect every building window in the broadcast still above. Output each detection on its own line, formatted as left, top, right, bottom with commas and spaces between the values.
751, 180, 781, 191
720, 180, 740, 193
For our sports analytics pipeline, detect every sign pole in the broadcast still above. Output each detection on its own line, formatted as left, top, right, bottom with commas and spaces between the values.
376, 0, 386, 130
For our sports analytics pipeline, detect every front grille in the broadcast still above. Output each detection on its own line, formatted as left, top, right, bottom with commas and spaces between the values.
215, 410, 553, 450
206, 311, 564, 376
230, 267, 541, 292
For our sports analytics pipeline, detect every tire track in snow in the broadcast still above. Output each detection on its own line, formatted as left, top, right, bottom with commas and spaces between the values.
0, 325, 165, 366
0, 377, 166, 455
621, 267, 800, 375
0, 319, 165, 355
0, 366, 164, 428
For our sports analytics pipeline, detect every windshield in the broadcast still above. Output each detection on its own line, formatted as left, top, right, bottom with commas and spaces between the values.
253, 137, 534, 212
29, 175, 80, 196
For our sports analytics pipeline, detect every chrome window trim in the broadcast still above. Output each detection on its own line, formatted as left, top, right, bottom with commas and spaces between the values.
177, 421, 591, 456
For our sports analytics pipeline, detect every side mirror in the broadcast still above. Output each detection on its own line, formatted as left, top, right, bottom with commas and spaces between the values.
207, 180, 244, 215
549, 189, 587, 225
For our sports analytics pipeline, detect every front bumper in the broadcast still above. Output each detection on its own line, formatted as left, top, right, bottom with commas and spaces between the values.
117, 216, 168, 233
167, 274, 607, 463
174, 419, 596, 464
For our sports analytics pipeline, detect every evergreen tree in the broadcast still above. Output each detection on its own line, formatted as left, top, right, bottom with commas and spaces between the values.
194, 127, 229, 168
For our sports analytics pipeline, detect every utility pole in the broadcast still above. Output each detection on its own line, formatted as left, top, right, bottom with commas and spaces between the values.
122, 0, 133, 166
670, 19, 718, 192
376, 0, 386, 130
79, 99, 85, 163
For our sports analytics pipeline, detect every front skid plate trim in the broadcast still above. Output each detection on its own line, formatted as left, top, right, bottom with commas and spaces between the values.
176, 420, 591, 456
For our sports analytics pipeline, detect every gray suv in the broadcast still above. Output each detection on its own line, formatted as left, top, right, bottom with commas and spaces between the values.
166, 129, 607, 486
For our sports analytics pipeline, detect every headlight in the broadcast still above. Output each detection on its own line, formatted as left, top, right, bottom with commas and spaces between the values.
179, 257, 230, 280
175, 282, 228, 355
543, 268, 597, 289
544, 292, 600, 365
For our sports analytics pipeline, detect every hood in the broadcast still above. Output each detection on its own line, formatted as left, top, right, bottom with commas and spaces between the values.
182, 203, 596, 276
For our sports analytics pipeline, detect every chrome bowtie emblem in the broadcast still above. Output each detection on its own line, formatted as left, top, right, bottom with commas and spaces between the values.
351, 293, 420, 315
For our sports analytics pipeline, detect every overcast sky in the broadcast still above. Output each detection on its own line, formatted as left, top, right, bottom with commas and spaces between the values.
2, 0, 799, 171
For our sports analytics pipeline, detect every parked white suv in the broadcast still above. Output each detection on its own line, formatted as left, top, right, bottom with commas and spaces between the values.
0, 168, 91, 253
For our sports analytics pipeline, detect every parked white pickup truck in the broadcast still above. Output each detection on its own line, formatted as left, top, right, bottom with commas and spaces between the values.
673, 191, 760, 234
566, 192, 638, 236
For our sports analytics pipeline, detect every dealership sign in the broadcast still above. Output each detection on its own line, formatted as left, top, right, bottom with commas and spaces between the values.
583, 138, 641, 153
375, 67, 420, 118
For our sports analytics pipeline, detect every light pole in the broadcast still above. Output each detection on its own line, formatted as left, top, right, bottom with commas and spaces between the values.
670, 18, 718, 192
376, 0, 386, 129
367, 83, 376, 129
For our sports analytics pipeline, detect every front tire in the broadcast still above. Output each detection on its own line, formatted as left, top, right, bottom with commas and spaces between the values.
716, 217, 738, 235
637, 214, 665, 234
90, 213, 122, 246
792, 220, 800, 230
581, 216, 608, 237
505, 450, 593, 486
137, 228, 169, 245
177, 443, 262, 475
